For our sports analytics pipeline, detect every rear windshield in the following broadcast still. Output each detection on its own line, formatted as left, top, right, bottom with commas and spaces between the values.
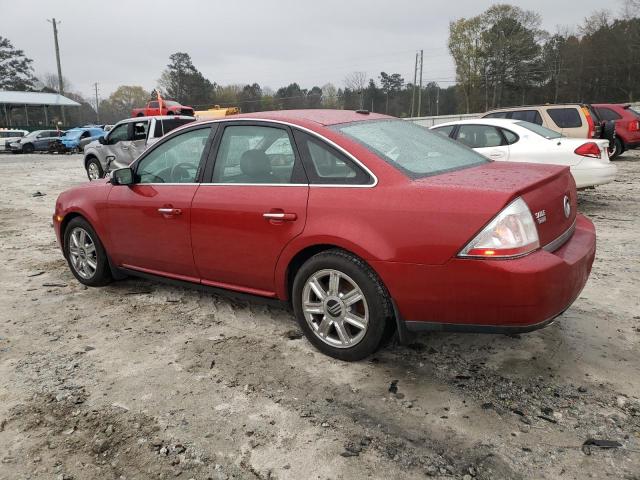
516, 121, 563, 139
153, 118, 196, 137
331, 119, 487, 179
629, 106, 640, 118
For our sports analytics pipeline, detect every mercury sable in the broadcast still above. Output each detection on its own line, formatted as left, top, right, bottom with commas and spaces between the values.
53, 110, 596, 360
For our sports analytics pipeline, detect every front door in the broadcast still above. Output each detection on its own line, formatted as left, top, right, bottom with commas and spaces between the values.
191, 123, 308, 296
107, 125, 213, 280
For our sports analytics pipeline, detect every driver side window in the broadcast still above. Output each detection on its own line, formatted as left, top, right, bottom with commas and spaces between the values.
107, 123, 129, 145
136, 127, 211, 184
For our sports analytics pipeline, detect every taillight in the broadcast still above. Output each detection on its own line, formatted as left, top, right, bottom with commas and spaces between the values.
574, 142, 602, 159
458, 197, 540, 259
581, 106, 595, 138
628, 120, 640, 132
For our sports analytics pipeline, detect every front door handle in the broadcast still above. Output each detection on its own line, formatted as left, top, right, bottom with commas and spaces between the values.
263, 212, 297, 221
158, 207, 182, 216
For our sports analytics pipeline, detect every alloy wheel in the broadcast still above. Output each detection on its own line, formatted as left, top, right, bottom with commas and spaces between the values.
68, 227, 98, 279
301, 269, 369, 348
87, 162, 101, 180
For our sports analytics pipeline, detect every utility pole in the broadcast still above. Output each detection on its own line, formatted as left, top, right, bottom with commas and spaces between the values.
94, 83, 100, 123
410, 52, 418, 117
436, 84, 440, 116
48, 18, 66, 126
417, 49, 423, 117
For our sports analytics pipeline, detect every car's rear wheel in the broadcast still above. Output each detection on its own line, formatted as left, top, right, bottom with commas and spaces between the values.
608, 137, 623, 160
22, 143, 34, 154
86, 158, 104, 180
292, 249, 392, 361
64, 217, 112, 287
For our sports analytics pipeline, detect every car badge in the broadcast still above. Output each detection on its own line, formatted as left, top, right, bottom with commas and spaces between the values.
563, 195, 571, 218
534, 210, 546, 224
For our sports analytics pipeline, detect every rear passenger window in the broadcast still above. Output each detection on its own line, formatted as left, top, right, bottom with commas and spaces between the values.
293, 130, 372, 185
595, 108, 622, 121
484, 112, 508, 119
213, 125, 303, 184
509, 110, 543, 125
547, 108, 582, 128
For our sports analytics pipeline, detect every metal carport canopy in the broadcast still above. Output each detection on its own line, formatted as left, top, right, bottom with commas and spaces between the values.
0, 90, 80, 107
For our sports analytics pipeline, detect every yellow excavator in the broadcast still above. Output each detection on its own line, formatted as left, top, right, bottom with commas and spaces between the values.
195, 105, 240, 120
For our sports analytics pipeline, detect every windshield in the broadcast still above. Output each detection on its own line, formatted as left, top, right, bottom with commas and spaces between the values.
515, 121, 563, 139
331, 119, 487, 178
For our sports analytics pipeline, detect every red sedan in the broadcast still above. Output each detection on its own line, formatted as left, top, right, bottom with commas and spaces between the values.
53, 110, 596, 361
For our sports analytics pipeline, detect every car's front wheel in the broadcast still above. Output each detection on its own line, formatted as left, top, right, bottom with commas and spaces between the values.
22, 143, 34, 154
86, 158, 104, 180
64, 217, 112, 287
292, 249, 392, 361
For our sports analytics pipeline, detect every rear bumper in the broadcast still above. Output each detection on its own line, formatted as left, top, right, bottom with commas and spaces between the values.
372, 214, 596, 332
572, 162, 617, 188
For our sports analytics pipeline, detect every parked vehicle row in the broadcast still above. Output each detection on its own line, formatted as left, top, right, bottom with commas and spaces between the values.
0, 128, 28, 152
53, 109, 596, 361
431, 119, 617, 189
83, 115, 195, 180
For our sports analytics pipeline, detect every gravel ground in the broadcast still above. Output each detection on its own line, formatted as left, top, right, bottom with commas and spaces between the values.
0, 151, 638, 480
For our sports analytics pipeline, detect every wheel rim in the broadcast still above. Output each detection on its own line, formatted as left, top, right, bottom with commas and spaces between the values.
68, 227, 97, 279
301, 269, 369, 349
87, 162, 101, 180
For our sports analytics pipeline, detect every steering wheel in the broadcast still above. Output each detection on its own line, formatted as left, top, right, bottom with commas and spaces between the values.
170, 162, 195, 182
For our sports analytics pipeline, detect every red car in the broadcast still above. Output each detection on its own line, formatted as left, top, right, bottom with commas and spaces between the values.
132, 100, 194, 118
593, 103, 640, 158
53, 110, 596, 361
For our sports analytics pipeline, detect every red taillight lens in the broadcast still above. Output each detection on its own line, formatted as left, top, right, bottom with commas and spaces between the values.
574, 142, 601, 159
628, 120, 640, 132
581, 106, 595, 138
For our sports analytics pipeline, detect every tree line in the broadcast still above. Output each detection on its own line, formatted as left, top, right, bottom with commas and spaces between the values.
1, 1, 639, 128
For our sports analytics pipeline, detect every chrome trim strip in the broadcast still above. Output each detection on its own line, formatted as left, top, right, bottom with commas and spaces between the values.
543, 220, 576, 252
166, 117, 379, 188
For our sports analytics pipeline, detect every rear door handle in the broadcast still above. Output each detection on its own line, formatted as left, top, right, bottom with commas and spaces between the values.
158, 208, 182, 216
263, 212, 297, 221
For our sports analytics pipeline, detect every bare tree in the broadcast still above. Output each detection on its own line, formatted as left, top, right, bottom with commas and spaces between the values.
344, 71, 367, 109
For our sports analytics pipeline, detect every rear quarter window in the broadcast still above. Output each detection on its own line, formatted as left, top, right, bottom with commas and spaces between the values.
595, 107, 622, 121
547, 108, 582, 128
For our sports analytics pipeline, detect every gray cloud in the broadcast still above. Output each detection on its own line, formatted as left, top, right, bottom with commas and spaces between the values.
2, 0, 611, 100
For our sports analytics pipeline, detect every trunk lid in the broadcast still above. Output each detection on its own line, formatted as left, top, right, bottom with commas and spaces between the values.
415, 161, 577, 248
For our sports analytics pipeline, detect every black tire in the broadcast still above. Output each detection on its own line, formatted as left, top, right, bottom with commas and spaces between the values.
85, 157, 104, 181
167, 111, 174, 116
292, 249, 392, 361
608, 137, 623, 160
63, 217, 112, 287
136, 113, 144, 117
22, 143, 35, 154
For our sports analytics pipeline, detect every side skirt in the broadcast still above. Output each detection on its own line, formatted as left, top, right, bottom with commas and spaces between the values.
115, 266, 289, 310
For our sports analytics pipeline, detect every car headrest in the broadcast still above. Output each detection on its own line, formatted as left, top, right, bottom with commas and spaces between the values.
239, 150, 272, 181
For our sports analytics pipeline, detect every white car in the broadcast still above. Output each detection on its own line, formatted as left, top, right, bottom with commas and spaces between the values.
430, 119, 617, 189
0, 128, 29, 152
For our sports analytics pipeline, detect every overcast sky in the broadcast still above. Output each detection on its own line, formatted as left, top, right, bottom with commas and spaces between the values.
2, 0, 614, 101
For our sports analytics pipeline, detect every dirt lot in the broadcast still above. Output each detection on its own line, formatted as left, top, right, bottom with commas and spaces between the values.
0, 152, 638, 480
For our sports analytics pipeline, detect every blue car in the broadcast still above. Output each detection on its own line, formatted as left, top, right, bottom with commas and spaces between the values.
56, 127, 106, 152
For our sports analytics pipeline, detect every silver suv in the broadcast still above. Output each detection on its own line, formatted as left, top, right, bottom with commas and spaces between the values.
83, 115, 194, 180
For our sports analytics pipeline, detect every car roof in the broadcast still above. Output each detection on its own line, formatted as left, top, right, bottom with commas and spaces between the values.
229, 109, 393, 126
433, 118, 520, 128
485, 104, 584, 113
117, 115, 195, 124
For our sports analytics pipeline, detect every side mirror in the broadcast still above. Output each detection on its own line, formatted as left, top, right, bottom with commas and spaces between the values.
111, 167, 134, 186
98, 135, 107, 145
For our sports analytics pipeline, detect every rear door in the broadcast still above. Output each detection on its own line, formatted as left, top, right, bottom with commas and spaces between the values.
455, 124, 510, 161
190, 122, 308, 296
128, 119, 150, 161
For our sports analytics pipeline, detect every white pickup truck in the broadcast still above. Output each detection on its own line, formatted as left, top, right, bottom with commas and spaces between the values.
83, 115, 194, 180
